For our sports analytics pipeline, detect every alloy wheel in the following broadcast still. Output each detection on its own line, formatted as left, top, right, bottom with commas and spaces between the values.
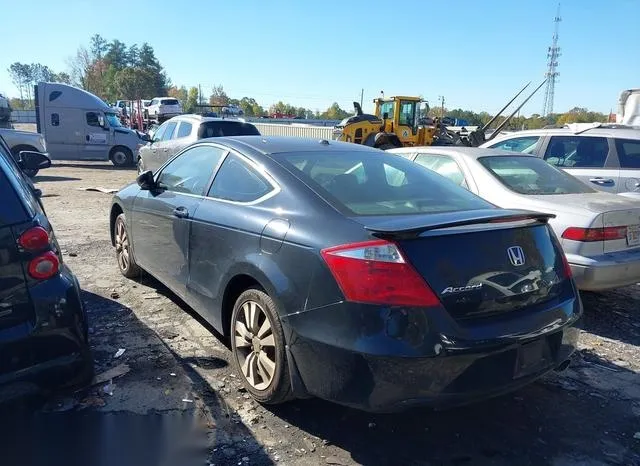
115, 219, 130, 272
113, 151, 128, 166
234, 300, 277, 391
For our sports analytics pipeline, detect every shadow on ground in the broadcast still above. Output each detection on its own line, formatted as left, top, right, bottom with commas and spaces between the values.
33, 175, 82, 182
581, 288, 640, 347
52, 162, 136, 171
0, 290, 272, 466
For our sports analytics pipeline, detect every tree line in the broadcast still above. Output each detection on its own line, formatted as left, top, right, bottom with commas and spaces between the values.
5, 34, 610, 125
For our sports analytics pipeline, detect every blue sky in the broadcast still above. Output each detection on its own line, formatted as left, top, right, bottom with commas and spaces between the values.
1, 0, 638, 116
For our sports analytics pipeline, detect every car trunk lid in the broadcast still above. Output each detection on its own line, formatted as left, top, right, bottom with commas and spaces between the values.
358, 209, 570, 320
601, 208, 640, 253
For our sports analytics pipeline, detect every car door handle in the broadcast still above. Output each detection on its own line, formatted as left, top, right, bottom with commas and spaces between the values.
589, 178, 614, 185
173, 206, 189, 219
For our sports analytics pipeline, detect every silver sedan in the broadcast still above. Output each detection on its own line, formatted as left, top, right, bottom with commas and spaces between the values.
388, 146, 640, 291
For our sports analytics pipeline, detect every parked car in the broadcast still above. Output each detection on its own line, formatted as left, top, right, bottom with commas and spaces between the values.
144, 98, 183, 121
0, 140, 93, 395
0, 127, 48, 178
110, 136, 581, 412
480, 123, 640, 195
137, 115, 261, 174
389, 146, 640, 291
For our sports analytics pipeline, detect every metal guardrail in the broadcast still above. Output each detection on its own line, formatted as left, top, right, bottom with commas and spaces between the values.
251, 122, 334, 139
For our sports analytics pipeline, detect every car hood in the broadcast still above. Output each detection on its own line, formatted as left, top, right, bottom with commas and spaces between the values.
510, 192, 640, 217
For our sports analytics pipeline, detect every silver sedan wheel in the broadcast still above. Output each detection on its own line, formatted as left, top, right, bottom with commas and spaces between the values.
115, 219, 130, 272
234, 300, 277, 391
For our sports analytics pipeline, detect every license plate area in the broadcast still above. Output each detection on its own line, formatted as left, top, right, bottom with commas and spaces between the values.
514, 339, 551, 379
627, 224, 640, 247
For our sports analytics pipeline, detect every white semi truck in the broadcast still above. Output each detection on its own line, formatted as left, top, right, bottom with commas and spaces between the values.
34, 82, 149, 167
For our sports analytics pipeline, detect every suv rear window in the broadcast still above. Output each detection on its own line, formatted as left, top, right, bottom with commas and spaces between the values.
277, 150, 492, 216
161, 99, 179, 105
198, 121, 261, 139
478, 155, 595, 195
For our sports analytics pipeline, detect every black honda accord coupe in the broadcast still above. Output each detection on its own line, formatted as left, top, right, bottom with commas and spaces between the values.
110, 136, 581, 412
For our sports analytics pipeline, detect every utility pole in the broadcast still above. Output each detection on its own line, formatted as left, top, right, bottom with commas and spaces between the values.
360, 88, 364, 107
198, 84, 202, 105
438, 95, 445, 117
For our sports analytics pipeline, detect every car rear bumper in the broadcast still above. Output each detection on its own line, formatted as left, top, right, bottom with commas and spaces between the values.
0, 265, 91, 391
284, 292, 582, 412
568, 251, 640, 291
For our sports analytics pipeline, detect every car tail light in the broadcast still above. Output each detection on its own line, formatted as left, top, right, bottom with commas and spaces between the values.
320, 239, 440, 307
562, 226, 627, 242
18, 226, 50, 250
28, 251, 60, 280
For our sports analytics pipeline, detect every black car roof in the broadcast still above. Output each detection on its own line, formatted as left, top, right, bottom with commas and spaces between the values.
198, 135, 381, 156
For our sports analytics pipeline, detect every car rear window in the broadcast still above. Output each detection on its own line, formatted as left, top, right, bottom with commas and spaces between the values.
276, 150, 492, 216
198, 121, 261, 139
478, 155, 596, 195
161, 99, 179, 105
615, 138, 640, 169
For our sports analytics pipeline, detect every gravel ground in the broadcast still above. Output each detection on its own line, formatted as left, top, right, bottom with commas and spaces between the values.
2, 161, 640, 466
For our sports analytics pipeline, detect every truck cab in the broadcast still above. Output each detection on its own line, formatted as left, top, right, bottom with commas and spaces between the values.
35, 82, 147, 167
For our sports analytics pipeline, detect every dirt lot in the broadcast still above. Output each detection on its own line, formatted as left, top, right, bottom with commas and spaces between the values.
2, 161, 640, 466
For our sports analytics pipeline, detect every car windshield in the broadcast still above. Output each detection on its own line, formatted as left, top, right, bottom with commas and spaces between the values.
478, 155, 596, 195
276, 150, 493, 216
105, 112, 122, 128
162, 99, 179, 105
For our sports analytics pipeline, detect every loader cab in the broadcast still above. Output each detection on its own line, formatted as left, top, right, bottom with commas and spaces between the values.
374, 96, 421, 143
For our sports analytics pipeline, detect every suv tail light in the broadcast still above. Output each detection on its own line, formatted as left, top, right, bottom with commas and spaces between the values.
28, 251, 60, 280
562, 226, 627, 242
560, 252, 573, 278
321, 239, 440, 307
18, 226, 50, 250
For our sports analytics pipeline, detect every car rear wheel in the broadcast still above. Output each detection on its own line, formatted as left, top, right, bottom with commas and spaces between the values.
231, 288, 293, 404
114, 213, 140, 278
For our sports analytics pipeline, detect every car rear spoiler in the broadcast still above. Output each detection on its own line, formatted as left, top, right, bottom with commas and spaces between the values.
365, 210, 556, 240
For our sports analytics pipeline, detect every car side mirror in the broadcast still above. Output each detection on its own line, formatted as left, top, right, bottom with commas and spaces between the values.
19, 151, 51, 170
137, 170, 156, 190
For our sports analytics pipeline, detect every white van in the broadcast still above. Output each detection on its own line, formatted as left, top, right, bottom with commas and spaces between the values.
34, 82, 148, 167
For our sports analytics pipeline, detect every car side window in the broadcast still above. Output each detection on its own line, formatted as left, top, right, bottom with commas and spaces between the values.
489, 136, 540, 153
544, 136, 608, 168
161, 122, 178, 141
152, 122, 168, 142
86, 112, 101, 127
156, 145, 226, 196
414, 153, 468, 188
208, 153, 274, 203
176, 122, 192, 139
615, 139, 640, 169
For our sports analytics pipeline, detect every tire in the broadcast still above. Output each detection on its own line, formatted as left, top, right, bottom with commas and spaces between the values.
114, 213, 141, 278
230, 288, 293, 405
110, 147, 133, 168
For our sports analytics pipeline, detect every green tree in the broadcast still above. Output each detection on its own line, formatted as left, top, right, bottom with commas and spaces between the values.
185, 86, 199, 113
113, 67, 155, 100
322, 102, 350, 120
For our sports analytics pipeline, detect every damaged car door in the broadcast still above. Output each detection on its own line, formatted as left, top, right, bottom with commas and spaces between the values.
131, 145, 224, 297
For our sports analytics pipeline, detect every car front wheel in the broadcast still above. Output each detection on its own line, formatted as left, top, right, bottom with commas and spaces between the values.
231, 288, 293, 405
114, 213, 141, 278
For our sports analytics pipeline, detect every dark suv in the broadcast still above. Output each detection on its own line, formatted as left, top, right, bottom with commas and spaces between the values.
0, 136, 92, 395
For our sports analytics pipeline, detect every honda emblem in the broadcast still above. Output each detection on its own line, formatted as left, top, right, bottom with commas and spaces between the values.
507, 246, 526, 266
